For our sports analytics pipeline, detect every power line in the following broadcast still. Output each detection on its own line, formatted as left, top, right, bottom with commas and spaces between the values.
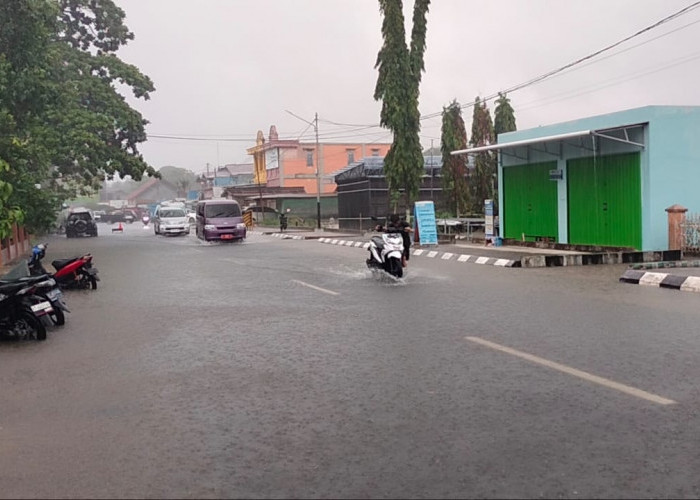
149, 2, 700, 145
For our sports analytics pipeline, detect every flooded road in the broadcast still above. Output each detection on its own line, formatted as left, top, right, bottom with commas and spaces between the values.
1, 223, 700, 498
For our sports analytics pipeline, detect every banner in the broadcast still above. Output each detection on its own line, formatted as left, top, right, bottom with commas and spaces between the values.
414, 201, 438, 245
484, 199, 495, 238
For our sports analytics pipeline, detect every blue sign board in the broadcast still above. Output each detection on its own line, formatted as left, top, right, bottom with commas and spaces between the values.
414, 201, 438, 245
484, 199, 495, 238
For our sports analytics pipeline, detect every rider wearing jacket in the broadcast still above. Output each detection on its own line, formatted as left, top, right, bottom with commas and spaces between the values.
375, 214, 413, 267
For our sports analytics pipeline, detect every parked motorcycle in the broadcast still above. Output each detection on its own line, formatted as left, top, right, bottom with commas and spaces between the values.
1, 267, 69, 327
28, 243, 100, 290
0, 279, 54, 341
366, 229, 405, 279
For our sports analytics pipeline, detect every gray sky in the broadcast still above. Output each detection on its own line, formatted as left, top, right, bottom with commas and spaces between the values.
114, 0, 700, 174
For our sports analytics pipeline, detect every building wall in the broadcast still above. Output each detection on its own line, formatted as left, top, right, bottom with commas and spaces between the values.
498, 106, 700, 250
276, 143, 391, 195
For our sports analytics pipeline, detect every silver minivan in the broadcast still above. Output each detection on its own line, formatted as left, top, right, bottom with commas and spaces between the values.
153, 205, 190, 236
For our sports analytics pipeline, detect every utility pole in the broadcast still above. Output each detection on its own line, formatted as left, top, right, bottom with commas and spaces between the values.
430, 139, 434, 201
315, 112, 321, 230
285, 109, 322, 229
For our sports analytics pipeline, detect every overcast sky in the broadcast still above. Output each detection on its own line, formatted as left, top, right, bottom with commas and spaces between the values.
114, 0, 700, 174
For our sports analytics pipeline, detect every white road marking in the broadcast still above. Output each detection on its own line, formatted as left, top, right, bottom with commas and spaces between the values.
413, 249, 424, 256
427, 251, 438, 258
465, 336, 676, 406
441, 253, 454, 260
475, 256, 490, 264
291, 280, 339, 296
457, 254, 471, 262
494, 259, 510, 266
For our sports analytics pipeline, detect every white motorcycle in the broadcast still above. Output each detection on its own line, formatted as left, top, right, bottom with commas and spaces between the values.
366, 230, 405, 278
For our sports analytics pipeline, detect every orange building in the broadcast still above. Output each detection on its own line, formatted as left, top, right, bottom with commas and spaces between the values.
247, 125, 391, 195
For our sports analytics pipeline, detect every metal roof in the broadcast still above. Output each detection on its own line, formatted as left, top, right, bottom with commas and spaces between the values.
451, 125, 645, 156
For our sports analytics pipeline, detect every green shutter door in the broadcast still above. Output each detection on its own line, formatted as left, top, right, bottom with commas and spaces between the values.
503, 162, 558, 241
567, 152, 641, 249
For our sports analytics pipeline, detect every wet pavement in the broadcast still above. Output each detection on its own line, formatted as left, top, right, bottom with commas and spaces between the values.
1, 223, 700, 498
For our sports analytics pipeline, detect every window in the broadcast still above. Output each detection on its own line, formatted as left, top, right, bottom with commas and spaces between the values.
347, 149, 355, 164
371, 148, 380, 157
305, 149, 314, 167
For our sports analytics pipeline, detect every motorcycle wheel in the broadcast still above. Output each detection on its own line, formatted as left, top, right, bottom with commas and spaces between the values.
85, 275, 98, 290
49, 307, 65, 326
17, 310, 47, 341
387, 257, 403, 279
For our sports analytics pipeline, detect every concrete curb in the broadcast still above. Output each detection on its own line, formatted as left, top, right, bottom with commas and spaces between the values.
317, 237, 521, 267
619, 269, 700, 293
629, 260, 700, 270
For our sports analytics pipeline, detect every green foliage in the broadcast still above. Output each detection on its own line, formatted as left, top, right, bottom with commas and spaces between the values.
440, 100, 469, 216
374, 0, 430, 211
469, 97, 497, 213
494, 92, 517, 137
0, 0, 157, 237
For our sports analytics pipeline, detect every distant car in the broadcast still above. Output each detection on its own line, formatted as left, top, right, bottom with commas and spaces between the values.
153, 206, 189, 236
242, 205, 280, 222
93, 210, 106, 222
66, 208, 98, 238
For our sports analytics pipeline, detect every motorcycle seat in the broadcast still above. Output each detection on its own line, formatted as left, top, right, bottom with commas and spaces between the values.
52, 257, 81, 270
0, 281, 28, 294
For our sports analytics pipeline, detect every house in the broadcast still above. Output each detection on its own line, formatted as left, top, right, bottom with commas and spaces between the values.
453, 105, 700, 251
247, 125, 392, 196
125, 178, 180, 206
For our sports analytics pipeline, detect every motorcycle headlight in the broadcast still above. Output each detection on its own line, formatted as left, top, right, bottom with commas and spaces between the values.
0, 293, 6, 301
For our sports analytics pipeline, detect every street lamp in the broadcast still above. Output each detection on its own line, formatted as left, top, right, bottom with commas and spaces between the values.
286, 109, 321, 229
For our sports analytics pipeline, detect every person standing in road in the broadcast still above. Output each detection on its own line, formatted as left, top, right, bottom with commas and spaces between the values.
279, 211, 288, 232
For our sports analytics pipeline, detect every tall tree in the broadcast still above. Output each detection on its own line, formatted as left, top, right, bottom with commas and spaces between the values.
0, 0, 61, 236
374, 0, 430, 213
440, 100, 469, 216
469, 97, 497, 213
494, 92, 517, 137
0, 0, 157, 236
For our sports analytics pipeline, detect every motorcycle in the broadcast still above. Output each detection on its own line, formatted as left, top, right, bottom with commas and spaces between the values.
28, 243, 100, 290
1, 267, 69, 327
0, 279, 54, 341
366, 229, 405, 279
142, 215, 150, 226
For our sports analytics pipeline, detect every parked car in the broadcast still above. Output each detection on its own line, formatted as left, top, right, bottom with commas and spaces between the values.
153, 206, 190, 236
65, 208, 98, 238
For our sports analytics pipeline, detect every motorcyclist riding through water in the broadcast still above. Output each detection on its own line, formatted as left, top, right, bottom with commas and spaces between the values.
375, 214, 413, 268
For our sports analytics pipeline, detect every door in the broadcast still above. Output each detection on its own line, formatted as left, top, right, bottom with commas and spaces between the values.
567, 152, 641, 249
502, 162, 558, 242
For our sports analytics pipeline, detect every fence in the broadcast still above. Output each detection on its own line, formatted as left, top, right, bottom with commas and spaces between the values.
0, 223, 31, 267
680, 212, 700, 254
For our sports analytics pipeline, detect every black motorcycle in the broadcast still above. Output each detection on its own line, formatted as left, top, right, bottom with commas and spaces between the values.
2, 261, 69, 326
0, 280, 53, 341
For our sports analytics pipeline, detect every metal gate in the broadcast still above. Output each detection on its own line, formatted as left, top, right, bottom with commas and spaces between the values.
567, 152, 641, 249
502, 161, 558, 241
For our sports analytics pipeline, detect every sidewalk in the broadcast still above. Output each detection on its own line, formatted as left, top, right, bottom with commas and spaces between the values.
251, 228, 681, 268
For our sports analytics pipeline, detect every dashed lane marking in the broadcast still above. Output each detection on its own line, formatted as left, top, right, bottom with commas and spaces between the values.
465, 336, 676, 406
291, 279, 340, 296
